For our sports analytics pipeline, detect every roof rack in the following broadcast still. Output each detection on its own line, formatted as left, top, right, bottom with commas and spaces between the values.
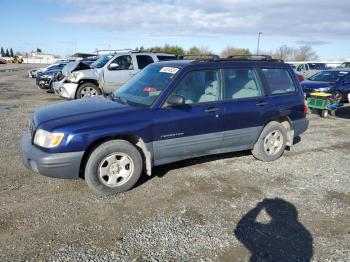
225, 54, 284, 62
94, 49, 135, 55
179, 54, 220, 62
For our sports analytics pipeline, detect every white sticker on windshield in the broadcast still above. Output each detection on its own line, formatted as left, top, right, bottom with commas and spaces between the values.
160, 67, 179, 74
340, 72, 348, 74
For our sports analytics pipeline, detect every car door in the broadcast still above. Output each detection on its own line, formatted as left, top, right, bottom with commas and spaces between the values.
297, 64, 308, 78
222, 67, 275, 149
103, 54, 138, 93
152, 69, 225, 166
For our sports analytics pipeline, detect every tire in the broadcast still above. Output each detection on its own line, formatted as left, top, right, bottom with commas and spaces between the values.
76, 83, 101, 99
330, 110, 336, 116
321, 110, 328, 118
252, 121, 287, 162
84, 140, 143, 195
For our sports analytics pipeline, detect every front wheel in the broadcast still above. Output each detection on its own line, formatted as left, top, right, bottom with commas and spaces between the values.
76, 83, 101, 99
84, 140, 143, 195
252, 121, 287, 162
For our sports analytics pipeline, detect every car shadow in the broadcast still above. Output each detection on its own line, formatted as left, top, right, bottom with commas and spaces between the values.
234, 198, 313, 262
134, 150, 252, 188
335, 104, 350, 119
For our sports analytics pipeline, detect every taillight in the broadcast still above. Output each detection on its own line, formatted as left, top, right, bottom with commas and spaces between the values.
304, 103, 308, 114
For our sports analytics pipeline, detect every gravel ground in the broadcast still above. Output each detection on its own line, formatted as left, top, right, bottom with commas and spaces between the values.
0, 64, 349, 261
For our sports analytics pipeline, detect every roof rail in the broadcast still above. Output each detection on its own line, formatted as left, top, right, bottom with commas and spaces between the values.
226, 54, 284, 62
179, 54, 220, 62
95, 49, 135, 55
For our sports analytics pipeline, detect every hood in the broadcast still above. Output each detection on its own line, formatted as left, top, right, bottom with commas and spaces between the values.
62, 61, 79, 76
301, 80, 334, 89
33, 96, 144, 131
37, 68, 61, 77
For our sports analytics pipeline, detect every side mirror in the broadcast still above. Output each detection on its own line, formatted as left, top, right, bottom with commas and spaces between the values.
166, 95, 185, 107
108, 63, 120, 70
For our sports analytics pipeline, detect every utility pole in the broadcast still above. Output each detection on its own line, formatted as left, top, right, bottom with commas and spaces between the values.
256, 32, 263, 54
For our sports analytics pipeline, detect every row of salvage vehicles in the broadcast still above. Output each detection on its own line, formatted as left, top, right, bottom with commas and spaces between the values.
30, 51, 177, 99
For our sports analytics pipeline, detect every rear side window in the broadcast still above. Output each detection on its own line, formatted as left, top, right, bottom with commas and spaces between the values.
261, 68, 296, 95
157, 55, 177, 61
223, 68, 263, 100
136, 55, 154, 69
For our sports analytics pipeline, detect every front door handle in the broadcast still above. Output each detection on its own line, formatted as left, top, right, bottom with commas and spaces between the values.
205, 107, 220, 113
256, 101, 269, 107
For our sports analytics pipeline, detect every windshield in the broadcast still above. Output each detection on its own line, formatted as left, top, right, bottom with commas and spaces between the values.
308, 63, 327, 70
113, 64, 180, 106
339, 62, 350, 68
308, 70, 349, 82
90, 55, 113, 69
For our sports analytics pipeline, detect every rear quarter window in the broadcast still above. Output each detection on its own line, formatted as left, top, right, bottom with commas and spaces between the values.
261, 68, 296, 95
157, 55, 177, 61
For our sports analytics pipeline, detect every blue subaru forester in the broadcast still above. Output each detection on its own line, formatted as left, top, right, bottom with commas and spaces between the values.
21, 55, 309, 194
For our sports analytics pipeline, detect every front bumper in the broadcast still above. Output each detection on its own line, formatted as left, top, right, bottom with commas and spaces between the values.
21, 133, 84, 179
53, 81, 78, 99
36, 77, 52, 89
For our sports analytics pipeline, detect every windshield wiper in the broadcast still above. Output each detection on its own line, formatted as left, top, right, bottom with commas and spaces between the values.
109, 93, 129, 105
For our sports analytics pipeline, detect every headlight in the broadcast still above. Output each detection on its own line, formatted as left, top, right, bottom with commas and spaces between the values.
67, 72, 77, 82
34, 129, 64, 148
315, 87, 331, 92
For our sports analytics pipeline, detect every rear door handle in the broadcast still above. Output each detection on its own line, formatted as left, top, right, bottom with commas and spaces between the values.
205, 107, 220, 113
256, 101, 269, 107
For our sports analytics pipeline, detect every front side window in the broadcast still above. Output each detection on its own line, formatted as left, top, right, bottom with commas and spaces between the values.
223, 68, 263, 100
136, 55, 154, 69
110, 55, 134, 70
113, 64, 179, 106
262, 68, 296, 95
171, 70, 220, 104
297, 64, 305, 72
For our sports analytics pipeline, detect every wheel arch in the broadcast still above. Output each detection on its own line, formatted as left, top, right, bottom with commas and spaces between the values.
76, 79, 102, 98
263, 116, 293, 146
79, 134, 152, 179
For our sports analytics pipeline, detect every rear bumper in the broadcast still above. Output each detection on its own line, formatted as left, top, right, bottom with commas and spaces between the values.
21, 133, 84, 179
292, 118, 309, 137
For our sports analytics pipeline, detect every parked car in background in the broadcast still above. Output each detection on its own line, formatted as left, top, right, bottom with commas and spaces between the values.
28, 61, 72, 78
339, 62, 350, 68
0, 57, 7, 64
59, 51, 177, 99
290, 62, 327, 78
36, 62, 69, 91
301, 68, 350, 101
21, 55, 308, 194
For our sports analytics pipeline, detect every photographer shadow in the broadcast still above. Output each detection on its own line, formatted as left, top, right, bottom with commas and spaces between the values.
234, 198, 313, 262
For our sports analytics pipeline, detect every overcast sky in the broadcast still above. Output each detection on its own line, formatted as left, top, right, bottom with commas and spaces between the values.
1, 0, 350, 60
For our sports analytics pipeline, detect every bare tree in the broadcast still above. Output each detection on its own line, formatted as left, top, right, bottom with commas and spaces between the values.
294, 45, 319, 61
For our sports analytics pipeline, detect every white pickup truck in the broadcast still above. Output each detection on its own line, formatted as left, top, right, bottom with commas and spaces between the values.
53, 51, 177, 99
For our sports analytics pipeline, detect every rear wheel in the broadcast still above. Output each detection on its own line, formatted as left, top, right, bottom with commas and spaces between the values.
76, 83, 101, 99
252, 121, 287, 162
84, 140, 143, 195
